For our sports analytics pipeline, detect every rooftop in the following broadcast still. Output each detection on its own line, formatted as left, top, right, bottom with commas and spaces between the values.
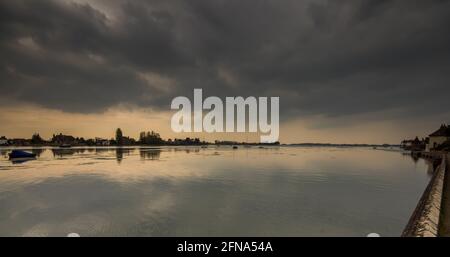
429, 124, 450, 137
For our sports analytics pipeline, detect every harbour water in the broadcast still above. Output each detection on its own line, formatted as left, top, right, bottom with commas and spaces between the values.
0, 146, 431, 236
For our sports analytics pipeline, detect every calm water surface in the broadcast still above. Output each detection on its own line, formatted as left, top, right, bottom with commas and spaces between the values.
0, 146, 431, 236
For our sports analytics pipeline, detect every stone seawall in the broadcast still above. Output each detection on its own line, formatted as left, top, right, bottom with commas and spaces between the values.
402, 154, 447, 237
438, 154, 450, 236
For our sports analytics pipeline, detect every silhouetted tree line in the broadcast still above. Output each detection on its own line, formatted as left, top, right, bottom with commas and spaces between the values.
1, 128, 209, 146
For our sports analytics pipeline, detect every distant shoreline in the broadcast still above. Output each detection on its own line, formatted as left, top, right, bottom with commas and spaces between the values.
286, 143, 400, 147
0, 143, 400, 148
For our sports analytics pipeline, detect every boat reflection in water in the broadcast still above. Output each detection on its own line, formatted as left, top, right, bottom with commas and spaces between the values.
9, 157, 36, 164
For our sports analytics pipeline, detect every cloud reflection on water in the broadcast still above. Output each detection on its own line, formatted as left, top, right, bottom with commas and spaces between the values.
0, 146, 431, 236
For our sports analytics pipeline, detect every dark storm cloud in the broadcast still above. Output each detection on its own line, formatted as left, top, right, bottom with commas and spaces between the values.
1, 0, 450, 119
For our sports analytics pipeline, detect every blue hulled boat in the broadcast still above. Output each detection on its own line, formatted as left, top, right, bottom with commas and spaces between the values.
8, 150, 37, 159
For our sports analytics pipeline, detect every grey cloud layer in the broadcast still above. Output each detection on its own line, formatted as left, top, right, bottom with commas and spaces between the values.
1, 0, 450, 119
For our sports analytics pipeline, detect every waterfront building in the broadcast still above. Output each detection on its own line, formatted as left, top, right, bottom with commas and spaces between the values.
95, 138, 110, 146
401, 137, 426, 151
51, 133, 76, 145
8, 138, 30, 146
121, 136, 136, 145
426, 124, 450, 151
401, 139, 413, 149
0, 136, 8, 146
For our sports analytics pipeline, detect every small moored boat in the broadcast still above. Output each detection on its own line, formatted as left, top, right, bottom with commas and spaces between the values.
8, 150, 37, 159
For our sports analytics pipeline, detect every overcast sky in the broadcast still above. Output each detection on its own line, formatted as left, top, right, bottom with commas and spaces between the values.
1, 0, 449, 143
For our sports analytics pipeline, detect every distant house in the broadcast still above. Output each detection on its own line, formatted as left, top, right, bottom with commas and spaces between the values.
51, 133, 76, 145
401, 137, 426, 151
8, 138, 30, 146
121, 136, 136, 145
0, 136, 8, 146
95, 137, 110, 146
401, 139, 413, 149
426, 124, 450, 151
